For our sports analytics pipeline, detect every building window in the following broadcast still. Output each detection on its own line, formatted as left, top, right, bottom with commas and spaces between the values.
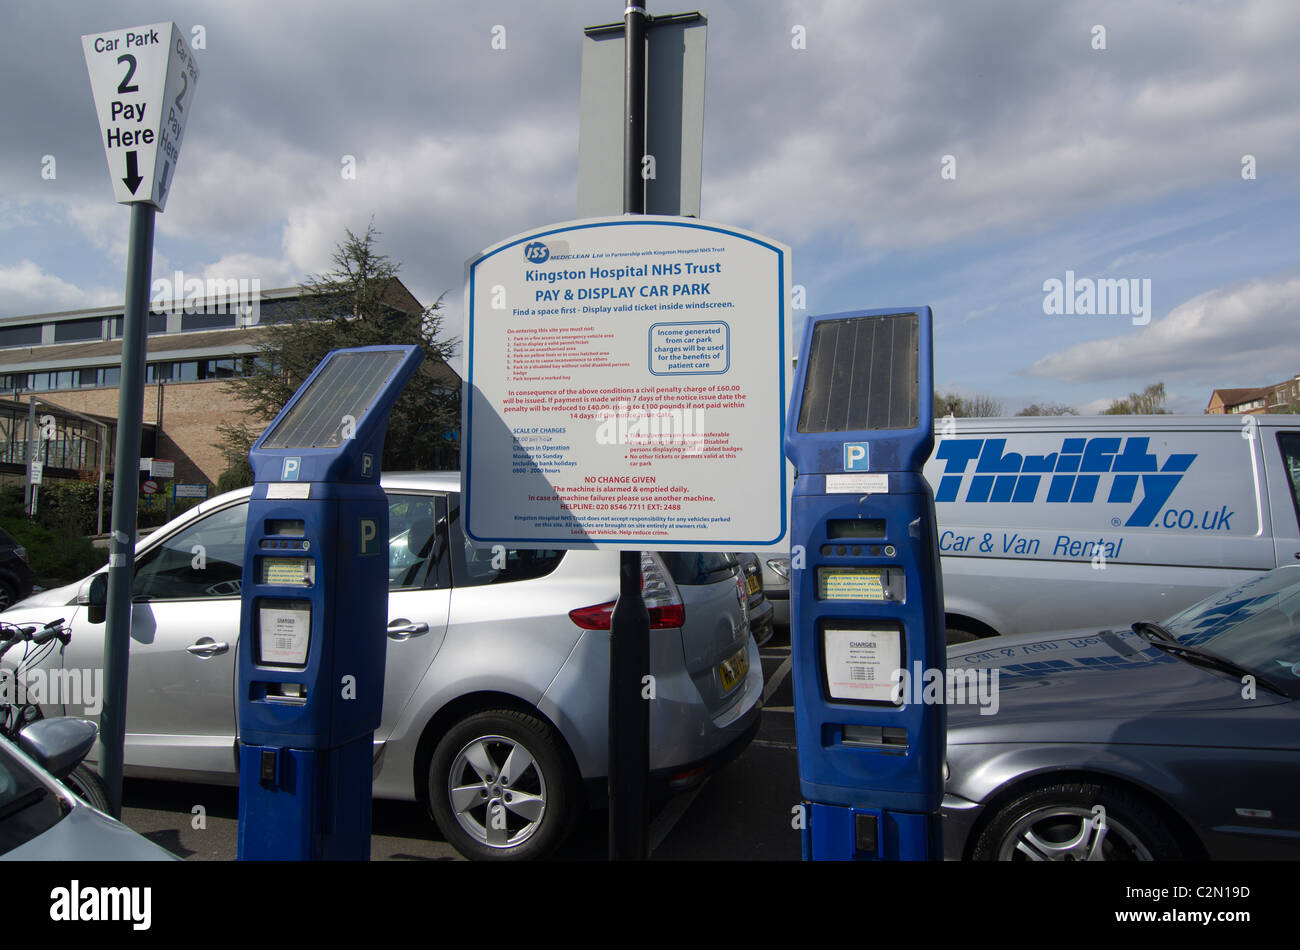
180, 312, 237, 332
54, 318, 103, 343
111, 314, 169, 337
198, 358, 237, 379
0, 324, 42, 349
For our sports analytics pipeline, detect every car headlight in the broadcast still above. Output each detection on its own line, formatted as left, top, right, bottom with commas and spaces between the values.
766, 557, 791, 580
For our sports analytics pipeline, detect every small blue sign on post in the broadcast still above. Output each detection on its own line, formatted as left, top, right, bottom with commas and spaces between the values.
236, 345, 422, 860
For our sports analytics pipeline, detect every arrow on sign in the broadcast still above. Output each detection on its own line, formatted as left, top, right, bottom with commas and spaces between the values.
122, 150, 143, 194
156, 160, 170, 202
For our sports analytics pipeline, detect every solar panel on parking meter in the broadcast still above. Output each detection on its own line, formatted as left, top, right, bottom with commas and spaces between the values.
785, 307, 945, 861
237, 345, 423, 861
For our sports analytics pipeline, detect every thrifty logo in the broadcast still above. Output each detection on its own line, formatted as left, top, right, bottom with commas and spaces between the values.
933, 437, 1195, 528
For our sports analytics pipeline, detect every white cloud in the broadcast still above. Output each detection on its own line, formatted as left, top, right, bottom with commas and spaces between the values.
1025, 274, 1300, 384
0, 260, 116, 317
701, 0, 1300, 249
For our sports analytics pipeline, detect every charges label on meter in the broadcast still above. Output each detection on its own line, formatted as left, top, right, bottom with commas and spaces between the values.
823, 627, 903, 704
258, 600, 311, 667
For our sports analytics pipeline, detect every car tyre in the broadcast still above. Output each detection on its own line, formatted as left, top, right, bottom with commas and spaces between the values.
63, 764, 111, 812
973, 781, 1183, 861
428, 708, 579, 861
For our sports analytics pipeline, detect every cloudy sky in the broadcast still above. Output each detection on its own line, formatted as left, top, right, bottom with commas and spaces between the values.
2, 0, 1297, 413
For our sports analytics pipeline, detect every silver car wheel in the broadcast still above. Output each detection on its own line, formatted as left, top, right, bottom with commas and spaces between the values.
446, 733, 548, 849
997, 805, 1153, 861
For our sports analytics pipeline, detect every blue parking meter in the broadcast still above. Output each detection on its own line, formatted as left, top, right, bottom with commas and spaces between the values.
784, 308, 945, 861
236, 345, 423, 860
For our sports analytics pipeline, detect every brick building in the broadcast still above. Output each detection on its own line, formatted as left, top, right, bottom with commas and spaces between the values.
1206, 374, 1300, 415
0, 281, 460, 489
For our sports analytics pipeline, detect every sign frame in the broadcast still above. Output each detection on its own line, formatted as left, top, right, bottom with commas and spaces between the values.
82, 21, 199, 212
463, 215, 790, 551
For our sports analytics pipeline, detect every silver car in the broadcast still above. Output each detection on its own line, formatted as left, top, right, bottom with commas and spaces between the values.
2, 473, 762, 860
1, 720, 176, 861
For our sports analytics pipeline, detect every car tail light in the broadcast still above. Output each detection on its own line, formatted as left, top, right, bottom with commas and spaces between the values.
569, 552, 686, 630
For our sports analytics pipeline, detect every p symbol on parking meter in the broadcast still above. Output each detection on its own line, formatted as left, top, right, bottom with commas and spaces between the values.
843, 443, 870, 471
282, 457, 300, 481
360, 519, 377, 555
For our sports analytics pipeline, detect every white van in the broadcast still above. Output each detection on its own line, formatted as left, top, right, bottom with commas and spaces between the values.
922, 415, 1300, 641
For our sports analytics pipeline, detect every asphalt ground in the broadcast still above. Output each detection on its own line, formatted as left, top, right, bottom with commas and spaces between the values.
118, 624, 801, 862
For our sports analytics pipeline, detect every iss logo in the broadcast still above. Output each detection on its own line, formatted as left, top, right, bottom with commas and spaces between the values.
524, 241, 550, 264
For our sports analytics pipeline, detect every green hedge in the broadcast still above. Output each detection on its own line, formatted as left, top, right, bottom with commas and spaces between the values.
0, 478, 204, 586
1, 515, 106, 586
1, 479, 205, 535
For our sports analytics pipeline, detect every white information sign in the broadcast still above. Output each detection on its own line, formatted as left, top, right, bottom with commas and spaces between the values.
28, 462, 43, 486
823, 627, 903, 704
82, 22, 199, 212
150, 457, 175, 479
826, 473, 889, 494
464, 216, 790, 550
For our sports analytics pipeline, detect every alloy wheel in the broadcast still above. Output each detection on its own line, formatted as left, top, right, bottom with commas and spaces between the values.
446, 733, 548, 849
997, 804, 1154, 861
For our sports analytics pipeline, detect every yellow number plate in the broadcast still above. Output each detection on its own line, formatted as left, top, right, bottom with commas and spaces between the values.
718, 645, 750, 692
746, 574, 760, 595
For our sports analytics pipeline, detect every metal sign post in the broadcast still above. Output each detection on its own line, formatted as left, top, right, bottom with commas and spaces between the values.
82, 21, 199, 817
610, 0, 652, 863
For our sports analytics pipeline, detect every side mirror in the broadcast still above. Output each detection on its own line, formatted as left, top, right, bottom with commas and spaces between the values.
86, 574, 107, 625
17, 717, 98, 779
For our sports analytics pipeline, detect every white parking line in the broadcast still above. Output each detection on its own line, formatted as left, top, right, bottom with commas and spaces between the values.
762, 656, 792, 704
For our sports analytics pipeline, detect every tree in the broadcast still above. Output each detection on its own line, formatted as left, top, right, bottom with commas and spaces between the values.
1017, 402, 1079, 417
1103, 381, 1169, 415
935, 391, 1003, 418
216, 224, 460, 480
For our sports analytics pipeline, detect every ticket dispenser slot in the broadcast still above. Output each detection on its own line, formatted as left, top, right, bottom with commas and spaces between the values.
236, 345, 423, 861
785, 308, 945, 861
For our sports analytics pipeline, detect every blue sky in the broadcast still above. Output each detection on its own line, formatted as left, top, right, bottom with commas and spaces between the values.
2, 0, 1297, 414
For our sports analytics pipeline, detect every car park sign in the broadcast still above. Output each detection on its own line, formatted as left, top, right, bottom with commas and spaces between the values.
82, 22, 198, 211
463, 216, 791, 551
